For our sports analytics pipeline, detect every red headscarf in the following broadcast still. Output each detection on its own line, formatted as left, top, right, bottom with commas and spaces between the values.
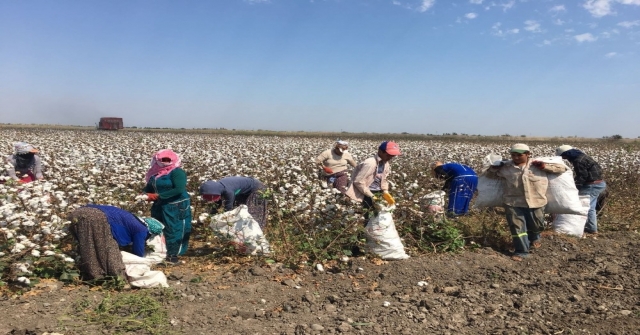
145, 149, 182, 183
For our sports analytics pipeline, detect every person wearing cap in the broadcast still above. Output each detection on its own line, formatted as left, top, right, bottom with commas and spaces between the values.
4, 142, 44, 183
315, 140, 357, 193
68, 205, 162, 280
345, 141, 401, 223
432, 161, 478, 216
555, 145, 606, 235
199, 176, 268, 229
484, 143, 567, 261
143, 149, 191, 265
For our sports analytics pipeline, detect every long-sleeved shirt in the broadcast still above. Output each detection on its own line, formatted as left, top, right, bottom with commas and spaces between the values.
144, 168, 189, 203
562, 149, 604, 188
484, 160, 566, 208
86, 205, 149, 257
200, 176, 263, 211
5, 154, 43, 180
345, 155, 390, 202
315, 149, 356, 174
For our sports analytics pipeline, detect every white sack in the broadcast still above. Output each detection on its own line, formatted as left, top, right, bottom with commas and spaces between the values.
209, 205, 271, 255
553, 195, 590, 237
422, 190, 446, 213
145, 234, 167, 265
365, 205, 410, 260
536, 156, 587, 215
121, 251, 169, 288
473, 176, 505, 208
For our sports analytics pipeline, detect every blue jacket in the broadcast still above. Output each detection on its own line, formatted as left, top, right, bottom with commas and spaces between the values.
86, 205, 149, 257
434, 163, 477, 191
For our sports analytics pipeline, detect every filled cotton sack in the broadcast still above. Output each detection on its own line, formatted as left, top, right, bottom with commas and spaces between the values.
473, 176, 505, 208
365, 205, 410, 260
474, 154, 505, 209
209, 205, 271, 255
536, 156, 588, 215
552, 195, 590, 237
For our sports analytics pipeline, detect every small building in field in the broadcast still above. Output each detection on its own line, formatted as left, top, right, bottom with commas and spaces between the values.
98, 117, 124, 130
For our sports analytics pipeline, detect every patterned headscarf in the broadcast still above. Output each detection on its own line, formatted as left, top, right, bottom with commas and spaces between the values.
14, 142, 38, 154
140, 217, 165, 236
145, 149, 181, 182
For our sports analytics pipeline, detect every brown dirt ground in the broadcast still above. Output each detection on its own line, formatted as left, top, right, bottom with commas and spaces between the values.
1, 230, 639, 335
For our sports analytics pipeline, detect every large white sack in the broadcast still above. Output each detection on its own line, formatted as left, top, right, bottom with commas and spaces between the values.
210, 205, 271, 255
553, 195, 590, 237
145, 234, 167, 265
536, 156, 587, 215
473, 176, 505, 208
121, 251, 169, 288
365, 205, 410, 260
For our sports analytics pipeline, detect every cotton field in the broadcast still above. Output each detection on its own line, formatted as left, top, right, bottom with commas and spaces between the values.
1, 128, 639, 283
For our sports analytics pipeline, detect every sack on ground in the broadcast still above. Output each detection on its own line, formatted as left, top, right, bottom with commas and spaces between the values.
421, 190, 446, 214
473, 175, 504, 208
553, 195, 590, 237
365, 205, 409, 260
210, 205, 271, 255
121, 251, 169, 288
145, 234, 167, 265
537, 156, 587, 215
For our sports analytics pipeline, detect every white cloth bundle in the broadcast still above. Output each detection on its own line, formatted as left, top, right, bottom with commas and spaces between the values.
121, 251, 169, 288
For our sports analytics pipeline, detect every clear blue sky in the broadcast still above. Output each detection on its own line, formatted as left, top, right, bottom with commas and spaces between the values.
1, 0, 639, 138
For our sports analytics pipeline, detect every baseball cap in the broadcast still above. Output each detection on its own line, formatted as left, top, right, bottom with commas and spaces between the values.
510, 143, 530, 154
555, 145, 573, 156
379, 141, 401, 156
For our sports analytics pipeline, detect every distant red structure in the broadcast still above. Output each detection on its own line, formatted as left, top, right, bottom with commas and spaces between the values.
98, 117, 124, 130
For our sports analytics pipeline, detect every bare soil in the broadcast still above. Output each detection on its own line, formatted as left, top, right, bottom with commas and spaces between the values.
1, 230, 639, 335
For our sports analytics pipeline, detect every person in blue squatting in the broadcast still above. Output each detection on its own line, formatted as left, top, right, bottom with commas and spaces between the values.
144, 149, 192, 265
432, 161, 478, 216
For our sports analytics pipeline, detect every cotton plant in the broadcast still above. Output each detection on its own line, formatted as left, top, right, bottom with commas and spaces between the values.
0, 129, 637, 282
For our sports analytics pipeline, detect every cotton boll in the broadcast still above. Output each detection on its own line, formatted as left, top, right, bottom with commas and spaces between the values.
17, 277, 30, 286
44, 250, 56, 256
31, 249, 40, 257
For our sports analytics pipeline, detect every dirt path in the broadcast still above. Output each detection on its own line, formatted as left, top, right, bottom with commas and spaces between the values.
1, 231, 639, 335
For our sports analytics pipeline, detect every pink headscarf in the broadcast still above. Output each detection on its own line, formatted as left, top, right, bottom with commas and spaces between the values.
145, 149, 182, 183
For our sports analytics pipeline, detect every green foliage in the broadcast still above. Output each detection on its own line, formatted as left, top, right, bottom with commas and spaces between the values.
69, 291, 174, 335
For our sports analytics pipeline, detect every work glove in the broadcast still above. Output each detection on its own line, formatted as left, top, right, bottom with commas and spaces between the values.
146, 193, 159, 201
382, 191, 396, 206
322, 166, 334, 174
531, 161, 546, 169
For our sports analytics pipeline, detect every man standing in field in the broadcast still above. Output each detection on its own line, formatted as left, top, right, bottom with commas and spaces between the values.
484, 143, 567, 261
345, 141, 400, 223
315, 140, 357, 194
555, 145, 606, 236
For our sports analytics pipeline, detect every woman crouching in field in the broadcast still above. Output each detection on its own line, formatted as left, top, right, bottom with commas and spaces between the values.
68, 205, 163, 281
